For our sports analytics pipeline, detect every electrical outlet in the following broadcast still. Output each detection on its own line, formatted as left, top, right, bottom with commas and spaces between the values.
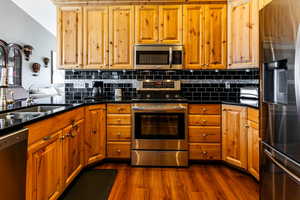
225, 82, 231, 89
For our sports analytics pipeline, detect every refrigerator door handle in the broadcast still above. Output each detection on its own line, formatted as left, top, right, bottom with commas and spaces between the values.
264, 149, 300, 184
295, 25, 300, 112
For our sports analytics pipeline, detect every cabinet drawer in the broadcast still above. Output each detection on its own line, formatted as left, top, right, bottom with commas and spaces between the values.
189, 126, 221, 143
189, 144, 221, 160
107, 114, 131, 125
107, 104, 131, 114
189, 104, 221, 115
248, 108, 259, 123
107, 142, 131, 159
188, 115, 220, 126
107, 126, 131, 141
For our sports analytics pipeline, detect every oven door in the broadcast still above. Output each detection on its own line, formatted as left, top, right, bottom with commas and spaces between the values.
132, 104, 188, 150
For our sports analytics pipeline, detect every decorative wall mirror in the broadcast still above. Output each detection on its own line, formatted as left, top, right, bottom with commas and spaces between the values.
7, 44, 22, 86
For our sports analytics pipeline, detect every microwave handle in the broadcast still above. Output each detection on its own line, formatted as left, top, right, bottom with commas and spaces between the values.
169, 47, 173, 68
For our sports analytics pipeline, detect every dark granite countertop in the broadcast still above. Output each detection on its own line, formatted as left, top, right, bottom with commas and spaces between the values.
0, 96, 259, 136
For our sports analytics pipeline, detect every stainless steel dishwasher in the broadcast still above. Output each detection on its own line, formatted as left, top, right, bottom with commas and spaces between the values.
0, 128, 28, 200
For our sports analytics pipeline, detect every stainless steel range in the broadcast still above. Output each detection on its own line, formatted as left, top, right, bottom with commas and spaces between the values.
131, 80, 188, 167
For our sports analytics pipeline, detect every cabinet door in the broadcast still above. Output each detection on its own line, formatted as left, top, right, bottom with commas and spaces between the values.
62, 119, 84, 187
57, 7, 82, 69
83, 7, 109, 69
228, 0, 259, 69
183, 5, 205, 69
159, 5, 183, 44
85, 105, 106, 165
109, 6, 134, 69
248, 120, 260, 180
135, 5, 159, 44
205, 4, 227, 69
27, 131, 62, 200
222, 105, 248, 169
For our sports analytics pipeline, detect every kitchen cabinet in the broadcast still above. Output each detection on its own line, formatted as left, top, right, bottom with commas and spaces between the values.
57, 7, 83, 69
26, 108, 85, 200
183, 5, 205, 69
247, 108, 260, 180
259, 0, 272, 10
222, 105, 248, 169
228, 0, 259, 69
159, 5, 183, 44
83, 7, 109, 69
26, 131, 63, 200
205, 4, 227, 69
135, 5, 182, 44
109, 6, 134, 69
107, 104, 132, 159
188, 104, 221, 160
183, 4, 227, 69
84, 105, 106, 165
135, 5, 159, 44
62, 119, 84, 187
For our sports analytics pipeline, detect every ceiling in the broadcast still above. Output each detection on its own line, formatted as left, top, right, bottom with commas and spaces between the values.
11, 0, 56, 36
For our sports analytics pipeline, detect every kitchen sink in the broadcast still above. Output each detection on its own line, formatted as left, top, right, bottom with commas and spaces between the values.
13, 105, 65, 113
0, 112, 43, 121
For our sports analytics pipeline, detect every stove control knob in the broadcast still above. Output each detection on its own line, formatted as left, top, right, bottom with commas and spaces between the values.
175, 95, 179, 98
166, 94, 170, 98
146, 94, 151, 98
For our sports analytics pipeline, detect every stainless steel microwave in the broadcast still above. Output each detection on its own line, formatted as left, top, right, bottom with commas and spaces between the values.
134, 44, 183, 70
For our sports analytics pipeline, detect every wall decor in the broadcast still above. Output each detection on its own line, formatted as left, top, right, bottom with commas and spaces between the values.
32, 63, 41, 76
23, 45, 33, 61
43, 57, 50, 68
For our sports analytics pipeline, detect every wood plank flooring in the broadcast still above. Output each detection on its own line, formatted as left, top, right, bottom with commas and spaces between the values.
95, 163, 259, 200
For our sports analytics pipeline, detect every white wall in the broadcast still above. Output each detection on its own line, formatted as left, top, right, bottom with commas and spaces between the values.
10, 0, 56, 36
0, 0, 57, 89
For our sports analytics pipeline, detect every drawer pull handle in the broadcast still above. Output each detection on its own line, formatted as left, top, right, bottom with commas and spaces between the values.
117, 119, 121, 123
59, 136, 65, 140
118, 108, 124, 112
43, 136, 52, 141
202, 108, 208, 112
92, 130, 97, 134
117, 132, 121, 136
116, 150, 121, 153
202, 151, 208, 155
202, 134, 208, 137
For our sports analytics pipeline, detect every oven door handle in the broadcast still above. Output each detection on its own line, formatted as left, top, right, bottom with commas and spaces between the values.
132, 107, 186, 112
264, 149, 300, 184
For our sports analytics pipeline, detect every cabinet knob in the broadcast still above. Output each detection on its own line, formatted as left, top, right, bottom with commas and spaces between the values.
245, 124, 250, 128
117, 132, 121, 136
92, 130, 97, 134
116, 149, 121, 153
202, 134, 208, 137
117, 108, 123, 112
117, 119, 121, 123
202, 151, 208, 155
202, 108, 208, 111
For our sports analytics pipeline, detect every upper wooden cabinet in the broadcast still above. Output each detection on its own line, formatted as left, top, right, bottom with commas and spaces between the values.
228, 0, 259, 69
135, 5, 159, 44
159, 5, 183, 44
205, 4, 227, 69
183, 5, 205, 69
83, 7, 109, 69
85, 105, 107, 165
57, 7, 83, 69
109, 6, 134, 69
135, 5, 182, 44
183, 4, 227, 69
222, 105, 248, 169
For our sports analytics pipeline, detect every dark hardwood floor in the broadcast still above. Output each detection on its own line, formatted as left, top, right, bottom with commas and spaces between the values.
95, 163, 259, 200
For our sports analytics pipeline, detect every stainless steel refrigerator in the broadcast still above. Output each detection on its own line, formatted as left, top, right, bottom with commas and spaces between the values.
260, 0, 300, 199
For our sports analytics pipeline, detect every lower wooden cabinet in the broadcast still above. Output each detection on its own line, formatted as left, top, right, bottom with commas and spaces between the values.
26, 109, 85, 200
222, 105, 248, 169
107, 142, 131, 159
84, 105, 107, 165
26, 131, 63, 200
189, 143, 221, 160
247, 116, 260, 180
62, 119, 84, 187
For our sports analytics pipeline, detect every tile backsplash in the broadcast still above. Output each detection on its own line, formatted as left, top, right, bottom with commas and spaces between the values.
64, 69, 259, 103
